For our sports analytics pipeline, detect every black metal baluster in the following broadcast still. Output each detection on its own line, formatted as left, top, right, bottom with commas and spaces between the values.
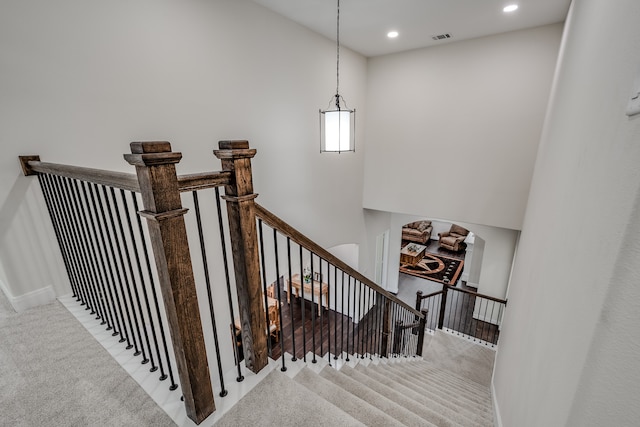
482, 298, 490, 343
392, 303, 399, 357
310, 253, 317, 364
88, 183, 120, 334
319, 259, 324, 363
362, 287, 368, 358
131, 194, 170, 381
372, 291, 378, 357
192, 191, 226, 396
54, 175, 92, 307
116, 189, 149, 359
214, 187, 243, 382
299, 245, 306, 362
272, 229, 286, 372
78, 181, 111, 326
109, 187, 141, 354
101, 186, 134, 347
257, 219, 272, 357
37, 174, 81, 300
82, 181, 118, 330
358, 280, 364, 358
121, 190, 156, 367
40, 175, 83, 301
346, 275, 352, 361
341, 271, 345, 359
286, 238, 297, 362
488, 301, 497, 345
326, 261, 331, 364
93, 184, 127, 339
65, 177, 101, 318
59, 176, 94, 311
477, 298, 486, 343
333, 266, 338, 360
367, 287, 375, 359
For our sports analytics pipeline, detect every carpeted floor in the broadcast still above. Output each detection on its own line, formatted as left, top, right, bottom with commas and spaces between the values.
0, 292, 175, 426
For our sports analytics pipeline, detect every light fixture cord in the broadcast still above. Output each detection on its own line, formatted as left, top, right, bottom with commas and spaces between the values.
335, 0, 341, 109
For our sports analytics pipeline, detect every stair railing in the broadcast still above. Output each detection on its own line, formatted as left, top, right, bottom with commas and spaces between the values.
254, 204, 426, 368
416, 283, 507, 347
19, 139, 426, 424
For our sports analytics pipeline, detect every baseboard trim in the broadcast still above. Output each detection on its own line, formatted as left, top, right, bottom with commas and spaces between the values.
9, 286, 56, 312
492, 380, 503, 427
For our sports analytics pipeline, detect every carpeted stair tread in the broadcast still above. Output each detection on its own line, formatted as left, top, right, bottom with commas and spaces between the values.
371, 362, 493, 415
294, 367, 404, 427
319, 366, 437, 427
415, 360, 492, 393
339, 365, 465, 427
396, 362, 493, 403
215, 370, 365, 427
357, 364, 492, 425
388, 361, 493, 400
377, 362, 493, 408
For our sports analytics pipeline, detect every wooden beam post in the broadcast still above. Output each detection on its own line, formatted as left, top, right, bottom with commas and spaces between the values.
416, 309, 428, 357
380, 298, 391, 358
214, 140, 268, 373
438, 283, 449, 330
124, 141, 214, 425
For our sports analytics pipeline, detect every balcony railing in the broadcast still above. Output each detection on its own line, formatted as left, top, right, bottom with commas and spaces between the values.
19, 140, 425, 424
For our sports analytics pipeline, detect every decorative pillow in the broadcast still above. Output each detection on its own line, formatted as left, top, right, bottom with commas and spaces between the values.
417, 221, 431, 232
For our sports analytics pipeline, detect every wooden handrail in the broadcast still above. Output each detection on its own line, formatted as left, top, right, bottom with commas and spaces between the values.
21, 159, 141, 192
418, 290, 445, 300
444, 285, 508, 305
21, 158, 233, 194
254, 203, 424, 318
177, 171, 232, 192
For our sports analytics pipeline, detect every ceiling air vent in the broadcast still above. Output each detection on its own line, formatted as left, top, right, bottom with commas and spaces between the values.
432, 33, 451, 41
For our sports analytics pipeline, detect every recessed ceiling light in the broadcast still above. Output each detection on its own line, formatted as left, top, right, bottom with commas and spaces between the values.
387, 31, 399, 39
503, 4, 518, 12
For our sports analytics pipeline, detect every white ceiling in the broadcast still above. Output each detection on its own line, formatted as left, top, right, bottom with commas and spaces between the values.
251, 0, 571, 57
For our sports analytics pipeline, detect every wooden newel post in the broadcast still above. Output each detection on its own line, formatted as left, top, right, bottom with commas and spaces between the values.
380, 298, 391, 358
214, 140, 268, 374
416, 309, 428, 357
124, 142, 214, 425
438, 283, 449, 330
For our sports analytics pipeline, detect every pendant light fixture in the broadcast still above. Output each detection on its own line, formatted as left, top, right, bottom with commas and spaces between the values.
320, 0, 355, 153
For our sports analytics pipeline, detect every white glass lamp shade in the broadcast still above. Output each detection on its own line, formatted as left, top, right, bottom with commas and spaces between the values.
320, 108, 355, 153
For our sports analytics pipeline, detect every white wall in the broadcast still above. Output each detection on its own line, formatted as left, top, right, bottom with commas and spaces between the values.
493, 1, 640, 425
0, 0, 368, 303
363, 24, 563, 231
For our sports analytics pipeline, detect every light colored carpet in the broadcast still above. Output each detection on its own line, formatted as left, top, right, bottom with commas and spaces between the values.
294, 366, 404, 427
421, 330, 495, 387
215, 369, 365, 427
0, 294, 175, 426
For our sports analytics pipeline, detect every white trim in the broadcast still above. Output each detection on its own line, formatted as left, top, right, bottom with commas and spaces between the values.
9, 286, 56, 312
492, 379, 503, 427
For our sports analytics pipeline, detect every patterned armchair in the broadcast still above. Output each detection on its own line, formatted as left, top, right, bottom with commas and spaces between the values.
402, 220, 432, 244
438, 224, 469, 252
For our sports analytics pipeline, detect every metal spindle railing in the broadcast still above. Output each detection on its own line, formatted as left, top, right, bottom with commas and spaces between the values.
21, 141, 427, 424
253, 207, 425, 370
416, 283, 507, 347
35, 172, 180, 388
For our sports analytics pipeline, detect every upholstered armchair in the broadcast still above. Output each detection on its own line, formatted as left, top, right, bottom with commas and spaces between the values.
438, 224, 469, 252
402, 220, 433, 244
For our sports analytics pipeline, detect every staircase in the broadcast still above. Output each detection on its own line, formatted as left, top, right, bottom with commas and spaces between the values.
215, 331, 495, 427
